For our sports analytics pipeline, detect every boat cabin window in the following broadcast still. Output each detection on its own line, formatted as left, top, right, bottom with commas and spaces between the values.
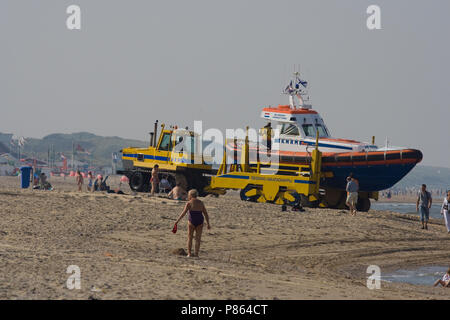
302, 124, 315, 137
302, 124, 329, 137
158, 132, 172, 151
280, 123, 300, 136
316, 124, 329, 137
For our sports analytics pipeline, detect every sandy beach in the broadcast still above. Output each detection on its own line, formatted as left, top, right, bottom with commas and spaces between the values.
0, 175, 449, 300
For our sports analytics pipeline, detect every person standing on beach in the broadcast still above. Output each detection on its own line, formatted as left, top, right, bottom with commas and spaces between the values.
150, 164, 159, 196
416, 184, 432, 230
86, 171, 94, 192
440, 190, 450, 234
346, 176, 359, 215
174, 189, 211, 257
76, 170, 83, 192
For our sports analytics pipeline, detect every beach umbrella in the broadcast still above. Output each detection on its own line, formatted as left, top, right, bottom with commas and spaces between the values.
81, 172, 86, 178
69, 171, 75, 177
120, 175, 129, 183
60, 173, 65, 177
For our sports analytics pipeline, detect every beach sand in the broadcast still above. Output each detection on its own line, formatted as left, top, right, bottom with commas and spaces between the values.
1, 175, 449, 300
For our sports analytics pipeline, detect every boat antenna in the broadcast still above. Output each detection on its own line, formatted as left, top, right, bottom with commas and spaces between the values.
282, 70, 310, 109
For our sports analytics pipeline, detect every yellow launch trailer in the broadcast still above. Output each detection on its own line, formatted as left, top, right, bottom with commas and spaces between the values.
209, 128, 331, 206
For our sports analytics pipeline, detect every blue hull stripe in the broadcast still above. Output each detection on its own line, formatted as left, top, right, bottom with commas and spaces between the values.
219, 174, 250, 179
124, 153, 194, 163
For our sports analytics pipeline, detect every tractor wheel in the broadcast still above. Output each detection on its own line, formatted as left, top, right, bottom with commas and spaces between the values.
129, 171, 145, 192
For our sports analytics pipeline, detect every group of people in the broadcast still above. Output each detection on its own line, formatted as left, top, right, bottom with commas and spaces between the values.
149, 164, 188, 200
32, 170, 53, 190
76, 170, 105, 192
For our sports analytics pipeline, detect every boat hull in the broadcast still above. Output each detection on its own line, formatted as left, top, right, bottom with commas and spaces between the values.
227, 143, 423, 192
321, 162, 417, 191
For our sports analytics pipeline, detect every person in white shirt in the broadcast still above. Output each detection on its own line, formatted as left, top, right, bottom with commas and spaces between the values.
440, 190, 450, 233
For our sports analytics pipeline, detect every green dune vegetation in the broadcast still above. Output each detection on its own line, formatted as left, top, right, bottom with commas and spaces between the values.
0, 132, 147, 167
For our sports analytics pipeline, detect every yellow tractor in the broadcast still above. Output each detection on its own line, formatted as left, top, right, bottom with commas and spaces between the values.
118, 121, 212, 195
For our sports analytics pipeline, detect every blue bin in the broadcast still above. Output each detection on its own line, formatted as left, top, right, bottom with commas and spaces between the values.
20, 166, 32, 188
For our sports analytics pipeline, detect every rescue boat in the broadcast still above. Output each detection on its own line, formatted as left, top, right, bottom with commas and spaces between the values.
227, 72, 423, 210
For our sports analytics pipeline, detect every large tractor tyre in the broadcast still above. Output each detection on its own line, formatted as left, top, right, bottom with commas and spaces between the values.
240, 185, 260, 202
356, 197, 371, 212
300, 194, 319, 208
183, 171, 209, 197
129, 171, 146, 192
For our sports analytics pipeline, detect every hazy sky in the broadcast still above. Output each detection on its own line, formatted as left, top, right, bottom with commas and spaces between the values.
1, 0, 449, 167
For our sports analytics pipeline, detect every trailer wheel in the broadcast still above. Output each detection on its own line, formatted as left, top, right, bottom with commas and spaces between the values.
129, 172, 145, 192
240, 185, 260, 202
283, 191, 301, 207
356, 197, 371, 212
300, 194, 319, 208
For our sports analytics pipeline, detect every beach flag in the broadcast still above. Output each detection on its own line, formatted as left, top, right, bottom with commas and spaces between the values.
75, 144, 91, 155
296, 77, 308, 88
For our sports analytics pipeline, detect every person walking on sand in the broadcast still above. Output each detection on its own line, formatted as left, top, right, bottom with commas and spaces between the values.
174, 189, 211, 258
417, 184, 432, 230
434, 267, 450, 287
346, 176, 359, 215
150, 164, 159, 196
76, 170, 83, 192
440, 190, 450, 233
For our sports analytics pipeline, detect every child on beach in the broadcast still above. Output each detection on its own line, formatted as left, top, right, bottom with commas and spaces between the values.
441, 190, 450, 233
174, 189, 211, 258
76, 170, 83, 192
434, 267, 450, 287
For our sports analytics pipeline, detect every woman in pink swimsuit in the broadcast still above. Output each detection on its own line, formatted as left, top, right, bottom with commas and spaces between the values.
174, 189, 211, 257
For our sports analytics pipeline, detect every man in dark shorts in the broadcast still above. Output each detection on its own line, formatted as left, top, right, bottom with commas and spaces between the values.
416, 184, 432, 230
